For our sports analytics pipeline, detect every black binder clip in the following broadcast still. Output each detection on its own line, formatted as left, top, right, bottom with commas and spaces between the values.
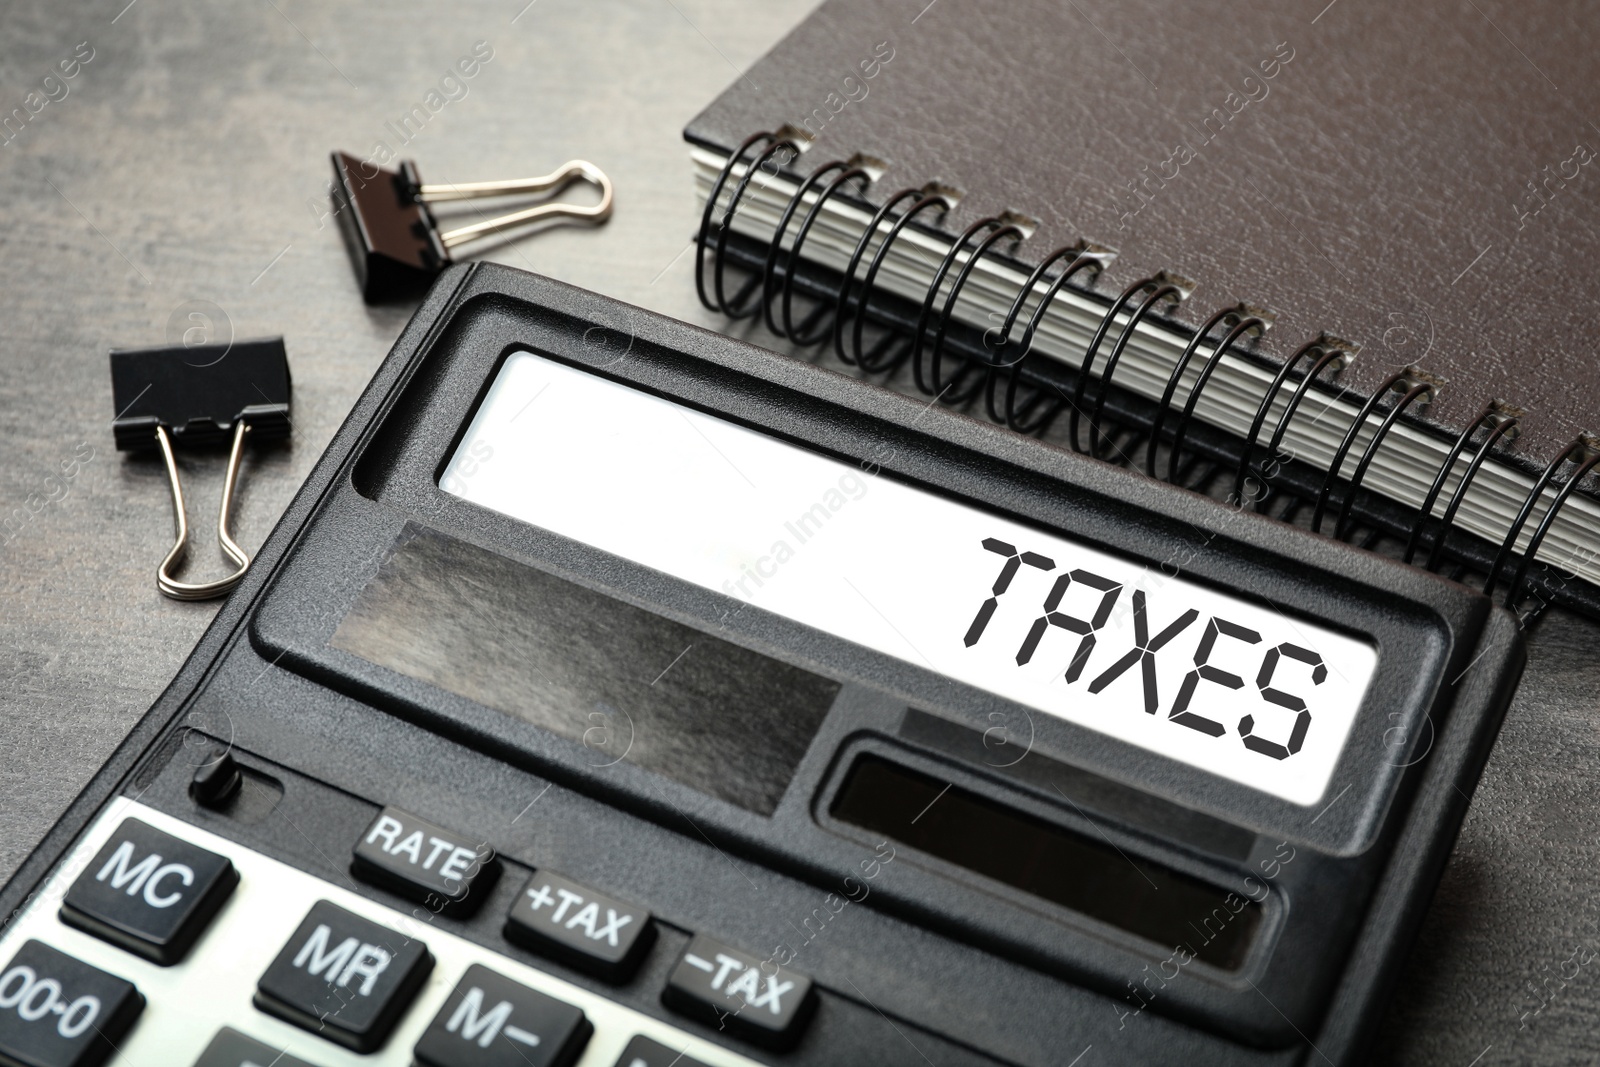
330, 152, 613, 302
110, 338, 291, 601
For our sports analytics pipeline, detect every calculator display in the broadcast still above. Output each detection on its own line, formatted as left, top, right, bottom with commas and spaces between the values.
441, 352, 1377, 806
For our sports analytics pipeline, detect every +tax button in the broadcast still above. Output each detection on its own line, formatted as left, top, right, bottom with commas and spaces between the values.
504, 872, 653, 982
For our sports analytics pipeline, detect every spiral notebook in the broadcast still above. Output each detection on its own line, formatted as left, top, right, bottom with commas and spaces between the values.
682, 0, 1600, 619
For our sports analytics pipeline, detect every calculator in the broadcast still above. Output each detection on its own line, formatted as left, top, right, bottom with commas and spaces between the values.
0, 265, 1523, 1066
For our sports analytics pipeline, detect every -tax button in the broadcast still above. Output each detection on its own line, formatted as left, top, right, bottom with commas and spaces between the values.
662, 934, 814, 1051
0, 940, 144, 1067
59, 818, 238, 966
352, 806, 497, 917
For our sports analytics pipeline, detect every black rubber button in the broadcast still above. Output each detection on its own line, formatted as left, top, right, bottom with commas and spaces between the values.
503, 871, 653, 982
413, 964, 590, 1067
351, 806, 498, 917
0, 940, 144, 1067
253, 900, 432, 1053
662, 933, 814, 1051
59, 818, 238, 966
190, 1027, 322, 1067
611, 1034, 713, 1067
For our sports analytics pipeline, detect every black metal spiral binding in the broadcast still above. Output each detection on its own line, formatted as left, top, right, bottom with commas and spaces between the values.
760, 159, 857, 341
1504, 443, 1600, 612
914, 216, 1025, 401
696, 130, 783, 316
1403, 403, 1521, 569
712, 137, 805, 319
697, 140, 1600, 615
1233, 341, 1349, 510
986, 245, 1108, 433
839, 188, 954, 373
1309, 370, 1434, 536
1070, 277, 1184, 459
1332, 374, 1437, 541
1487, 436, 1600, 608
1147, 307, 1266, 483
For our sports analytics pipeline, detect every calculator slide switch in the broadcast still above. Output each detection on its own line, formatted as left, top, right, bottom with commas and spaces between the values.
413, 964, 591, 1067
254, 900, 433, 1053
0, 940, 144, 1067
59, 818, 238, 966
662, 934, 815, 1051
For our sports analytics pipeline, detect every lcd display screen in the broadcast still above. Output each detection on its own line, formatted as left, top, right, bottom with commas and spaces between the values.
439, 351, 1377, 806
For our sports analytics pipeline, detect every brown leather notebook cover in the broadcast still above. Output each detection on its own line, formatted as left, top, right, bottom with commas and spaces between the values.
685, 0, 1600, 469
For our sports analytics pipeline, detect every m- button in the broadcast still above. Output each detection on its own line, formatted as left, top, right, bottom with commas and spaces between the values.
352, 806, 498, 917
59, 818, 238, 965
413, 964, 591, 1067
254, 900, 432, 1053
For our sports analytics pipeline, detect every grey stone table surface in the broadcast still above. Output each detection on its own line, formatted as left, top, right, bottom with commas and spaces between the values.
0, 1, 1595, 1063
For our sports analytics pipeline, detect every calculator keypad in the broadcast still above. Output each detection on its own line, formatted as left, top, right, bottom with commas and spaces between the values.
0, 802, 766, 1066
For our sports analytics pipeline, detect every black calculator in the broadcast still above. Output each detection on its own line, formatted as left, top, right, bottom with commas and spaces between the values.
0, 266, 1523, 1066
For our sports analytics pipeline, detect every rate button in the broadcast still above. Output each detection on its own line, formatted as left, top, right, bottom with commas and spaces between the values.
351, 806, 498, 917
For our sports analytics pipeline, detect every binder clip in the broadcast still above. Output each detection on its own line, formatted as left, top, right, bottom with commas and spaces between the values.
330, 151, 614, 302
110, 338, 291, 601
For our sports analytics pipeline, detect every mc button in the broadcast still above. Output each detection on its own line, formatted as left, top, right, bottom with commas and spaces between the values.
59, 818, 238, 966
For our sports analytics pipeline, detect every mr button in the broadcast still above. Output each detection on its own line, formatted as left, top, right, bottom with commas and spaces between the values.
59, 818, 238, 965
504, 872, 653, 981
254, 901, 432, 1053
352, 806, 498, 917
0, 940, 144, 1067
662, 934, 814, 1051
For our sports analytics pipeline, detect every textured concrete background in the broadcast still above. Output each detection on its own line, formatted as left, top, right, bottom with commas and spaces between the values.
0, 1, 1595, 1062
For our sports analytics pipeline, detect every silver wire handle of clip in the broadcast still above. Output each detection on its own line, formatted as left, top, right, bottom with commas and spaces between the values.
420, 160, 614, 250
155, 420, 251, 601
